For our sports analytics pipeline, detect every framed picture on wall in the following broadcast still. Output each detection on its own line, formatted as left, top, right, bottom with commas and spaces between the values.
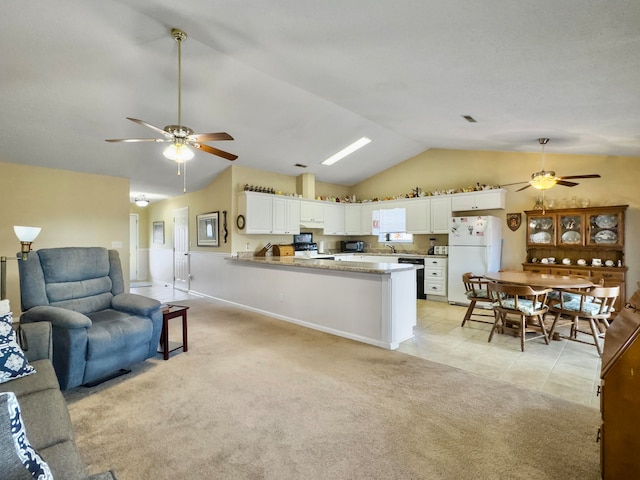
197, 211, 219, 247
153, 221, 164, 244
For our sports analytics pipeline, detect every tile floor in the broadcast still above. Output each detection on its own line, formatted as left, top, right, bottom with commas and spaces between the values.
133, 284, 601, 408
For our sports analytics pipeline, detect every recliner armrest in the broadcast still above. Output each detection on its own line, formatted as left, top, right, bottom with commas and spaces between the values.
21, 305, 92, 329
17, 322, 53, 362
112, 293, 161, 316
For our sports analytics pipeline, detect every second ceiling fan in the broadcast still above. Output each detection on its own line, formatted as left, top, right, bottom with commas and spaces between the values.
503, 138, 600, 191
106, 28, 237, 187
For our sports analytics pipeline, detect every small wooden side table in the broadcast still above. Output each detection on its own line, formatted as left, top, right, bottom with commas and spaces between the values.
159, 304, 189, 360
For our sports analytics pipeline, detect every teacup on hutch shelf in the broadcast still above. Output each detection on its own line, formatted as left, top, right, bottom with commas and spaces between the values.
577, 259, 587, 266
562, 258, 571, 265
592, 258, 602, 267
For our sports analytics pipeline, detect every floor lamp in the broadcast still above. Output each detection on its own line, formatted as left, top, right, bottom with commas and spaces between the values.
0, 226, 41, 300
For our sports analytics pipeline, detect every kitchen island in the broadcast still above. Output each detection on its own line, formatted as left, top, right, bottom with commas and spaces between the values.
224, 256, 418, 349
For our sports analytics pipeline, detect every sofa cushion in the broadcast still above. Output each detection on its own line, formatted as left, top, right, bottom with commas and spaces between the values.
39, 440, 90, 480
0, 391, 54, 479
1, 312, 36, 384
85, 310, 153, 360
14, 387, 75, 452
0, 360, 59, 397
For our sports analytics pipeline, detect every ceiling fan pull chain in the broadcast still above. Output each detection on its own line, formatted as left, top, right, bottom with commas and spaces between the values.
183, 161, 187, 193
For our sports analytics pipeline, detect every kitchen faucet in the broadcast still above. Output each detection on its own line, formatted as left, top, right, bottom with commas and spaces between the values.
384, 243, 395, 253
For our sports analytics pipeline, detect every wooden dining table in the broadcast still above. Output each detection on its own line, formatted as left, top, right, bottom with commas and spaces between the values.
484, 270, 595, 290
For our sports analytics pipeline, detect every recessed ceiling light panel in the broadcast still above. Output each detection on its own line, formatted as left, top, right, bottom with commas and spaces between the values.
321, 137, 371, 166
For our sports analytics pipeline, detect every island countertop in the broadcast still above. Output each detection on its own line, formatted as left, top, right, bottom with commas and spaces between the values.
227, 255, 419, 274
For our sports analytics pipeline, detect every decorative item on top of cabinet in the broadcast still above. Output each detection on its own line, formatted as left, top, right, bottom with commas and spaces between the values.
523, 204, 628, 309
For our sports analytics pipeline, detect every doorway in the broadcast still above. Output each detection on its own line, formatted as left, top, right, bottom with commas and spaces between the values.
173, 207, 190, 291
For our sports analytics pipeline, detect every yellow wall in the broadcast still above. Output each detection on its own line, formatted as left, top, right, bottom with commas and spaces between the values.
0, 161, 130, 310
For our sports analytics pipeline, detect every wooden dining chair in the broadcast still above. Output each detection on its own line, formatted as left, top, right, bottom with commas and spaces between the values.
488, 283, 553, 351
547, 285, 619, 356
461, 272, 495, 327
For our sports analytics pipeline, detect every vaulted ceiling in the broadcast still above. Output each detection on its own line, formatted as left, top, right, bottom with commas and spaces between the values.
2, 1, 639, 202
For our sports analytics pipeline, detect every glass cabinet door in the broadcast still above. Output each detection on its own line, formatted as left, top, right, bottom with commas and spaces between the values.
587, 211, 623, 247
558, 214, 584, 246
527, 214, 556, 246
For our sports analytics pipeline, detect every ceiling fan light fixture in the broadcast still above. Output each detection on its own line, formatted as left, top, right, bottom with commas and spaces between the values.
134, 195, 150, 207
530, 171, 558, 190
163, 143, 194, 162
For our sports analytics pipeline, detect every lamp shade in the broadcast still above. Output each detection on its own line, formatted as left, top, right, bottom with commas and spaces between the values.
14, 226, 41, 242
163, 143, 194, 162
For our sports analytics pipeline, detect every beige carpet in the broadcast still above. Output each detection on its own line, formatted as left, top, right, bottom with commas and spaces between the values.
64, 299, 601, 479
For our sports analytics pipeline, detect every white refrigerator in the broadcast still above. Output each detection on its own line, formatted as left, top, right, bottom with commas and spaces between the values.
447, 216, 502, 306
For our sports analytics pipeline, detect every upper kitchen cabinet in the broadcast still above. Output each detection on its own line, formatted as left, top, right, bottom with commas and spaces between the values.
430, 196, 452, 233
323, 202, 346, 235
344, 204, 362, 235
237, 192, 300, 234
272, 196, 300, 235
300, 199, 324, 227
359, 202, 376, 235
451, 189, 506, 212
395, 198, 430, 233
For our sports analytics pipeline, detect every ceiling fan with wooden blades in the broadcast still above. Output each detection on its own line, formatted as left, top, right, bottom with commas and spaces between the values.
501, 138, 600, 192
106, 28, 237, 191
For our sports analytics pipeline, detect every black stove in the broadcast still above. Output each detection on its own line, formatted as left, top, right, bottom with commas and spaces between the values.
294, 242, 318, 252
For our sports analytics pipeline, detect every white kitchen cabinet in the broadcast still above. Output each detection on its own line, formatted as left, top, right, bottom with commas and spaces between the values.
323, 203, 345, 235
430, 196, 452, 233
344, 204, 362, 235
238, 192, 299, 234
424, 257, 447, 298
396, 198, 430, 233
300, 199, 324, 226
272, 196, 300, 234
359, 202, 376, 235
451, 189, 506, 212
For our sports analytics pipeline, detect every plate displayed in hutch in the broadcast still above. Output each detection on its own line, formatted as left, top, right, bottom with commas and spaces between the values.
595, 215, 618, 229
595, 230, 617, 244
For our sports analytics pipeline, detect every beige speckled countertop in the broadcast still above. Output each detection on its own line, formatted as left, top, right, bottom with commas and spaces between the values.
227, 256, 418, 274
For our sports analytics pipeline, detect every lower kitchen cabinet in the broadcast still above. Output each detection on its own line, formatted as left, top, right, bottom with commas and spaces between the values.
424, 257, 447, 298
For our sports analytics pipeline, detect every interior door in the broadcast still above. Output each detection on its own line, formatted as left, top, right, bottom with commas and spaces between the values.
173, 207, 190, 291
129, 214, 139, 281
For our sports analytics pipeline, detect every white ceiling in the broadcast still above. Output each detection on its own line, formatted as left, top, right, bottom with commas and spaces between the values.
2, 1, 639, 202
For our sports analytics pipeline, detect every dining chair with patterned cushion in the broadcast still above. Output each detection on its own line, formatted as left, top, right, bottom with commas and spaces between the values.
461, 272, 495, 327
488, 283, 553, 351
547, 286, 619, 356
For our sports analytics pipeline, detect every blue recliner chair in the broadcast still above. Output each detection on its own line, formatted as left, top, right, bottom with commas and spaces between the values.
18, 247, 162, 389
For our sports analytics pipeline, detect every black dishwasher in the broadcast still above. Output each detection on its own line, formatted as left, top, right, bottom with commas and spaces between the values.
397, 257, 426, 299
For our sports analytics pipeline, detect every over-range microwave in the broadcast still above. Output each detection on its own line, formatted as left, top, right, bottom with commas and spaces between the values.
340, 240, 365, 253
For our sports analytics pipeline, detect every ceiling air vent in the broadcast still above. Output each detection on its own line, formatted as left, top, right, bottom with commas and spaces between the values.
462, 115, 477, 123
295, 163, 308, 168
